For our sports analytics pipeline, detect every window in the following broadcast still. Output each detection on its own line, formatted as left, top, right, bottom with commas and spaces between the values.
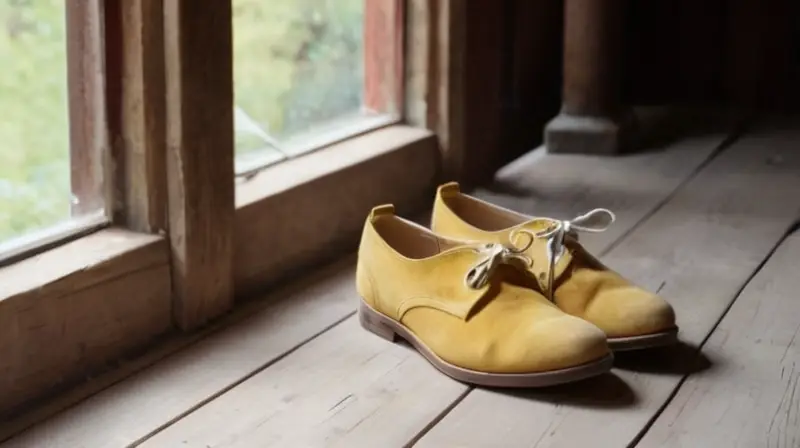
1, 0, 481, 422
232, 0, 402, 176
0, 0, 105, 266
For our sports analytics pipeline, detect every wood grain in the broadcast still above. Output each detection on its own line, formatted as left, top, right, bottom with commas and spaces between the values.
163, 0, 235, 330
234, 126, 438, 298
424, 1, 507, 186
66, 0, 105, 216
0, 230, 171, 418
416, 119, 800, 448
105, 0, 168, 232
637, 231, 800, 447
0, 261, 358, 448
140, 318, 468, 448
131, 123, 730, 447
0, 125, 438, 445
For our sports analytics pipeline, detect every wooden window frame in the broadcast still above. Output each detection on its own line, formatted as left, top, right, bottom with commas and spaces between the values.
0, 0, 173, 418
0, 0, 507, 421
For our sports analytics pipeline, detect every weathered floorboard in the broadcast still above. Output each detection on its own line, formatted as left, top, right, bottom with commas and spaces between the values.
416, 119, 800, 448
134, 126, 730, 447
0, 262, 357, 448
637, 231, 800, 448
140, 318, 467, 448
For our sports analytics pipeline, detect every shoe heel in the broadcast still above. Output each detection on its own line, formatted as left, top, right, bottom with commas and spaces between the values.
359, 301, 397, 342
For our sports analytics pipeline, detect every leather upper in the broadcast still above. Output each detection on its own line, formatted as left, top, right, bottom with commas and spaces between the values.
430, 182, 677, 338
356, 204, 610, 373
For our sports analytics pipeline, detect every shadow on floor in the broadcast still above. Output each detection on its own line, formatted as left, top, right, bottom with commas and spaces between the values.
480, 341, 713, 411
629, 105, 744, 152
487, 372, 638, 409
614, 340, 714, 376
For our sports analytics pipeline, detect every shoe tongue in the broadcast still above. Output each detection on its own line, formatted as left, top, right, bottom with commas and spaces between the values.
507, 217, 573, 295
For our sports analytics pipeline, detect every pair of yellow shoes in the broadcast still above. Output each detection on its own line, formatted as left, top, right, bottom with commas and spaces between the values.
356, 182, 677, 387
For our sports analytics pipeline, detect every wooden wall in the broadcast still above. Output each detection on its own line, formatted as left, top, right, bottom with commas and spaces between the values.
503, 0, 800, 160
623, 0, 799, 111
502, 0, 563, 163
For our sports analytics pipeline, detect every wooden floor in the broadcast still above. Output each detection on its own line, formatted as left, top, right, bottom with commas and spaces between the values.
4, 115, 800, 447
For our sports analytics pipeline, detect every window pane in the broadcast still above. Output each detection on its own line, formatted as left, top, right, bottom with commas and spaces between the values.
0, 0, 104, 261
232, 0, 400, 172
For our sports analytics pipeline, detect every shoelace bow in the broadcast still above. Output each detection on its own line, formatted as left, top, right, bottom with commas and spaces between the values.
464, 229, 537, 289
536, 208, 615, 298
464, 208, 616, 298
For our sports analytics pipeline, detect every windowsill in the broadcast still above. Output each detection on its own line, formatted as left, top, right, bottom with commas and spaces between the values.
0, 211, 108, 269
234, 124, 440, 296
0, 228, 165, 299
0, 123, 440, 418
234, 113, 400, 176
236, 124, 431, 206
0, 228, 173, 417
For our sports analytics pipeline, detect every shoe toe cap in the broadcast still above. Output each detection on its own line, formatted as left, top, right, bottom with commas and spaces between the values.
586, 286, 676, 338
492, 315, 610, 374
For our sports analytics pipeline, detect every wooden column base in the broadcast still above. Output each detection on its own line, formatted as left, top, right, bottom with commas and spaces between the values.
544, 113, 630, 155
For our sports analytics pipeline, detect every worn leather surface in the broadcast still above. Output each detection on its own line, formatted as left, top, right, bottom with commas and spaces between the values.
356, 205, 609, 373
430, 182, 676, 338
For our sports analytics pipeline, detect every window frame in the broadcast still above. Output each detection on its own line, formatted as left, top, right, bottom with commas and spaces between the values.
0, 0, 174, 418
0, 0, 509, 421
0, 0, 110, 268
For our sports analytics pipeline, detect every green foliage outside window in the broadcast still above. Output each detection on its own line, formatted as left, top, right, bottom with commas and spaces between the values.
0, 0, 364, 244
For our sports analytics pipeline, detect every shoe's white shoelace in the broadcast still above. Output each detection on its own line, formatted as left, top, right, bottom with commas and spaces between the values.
464, 208, 616, 299
465, 224, 542, 289
536, 208, 616, 299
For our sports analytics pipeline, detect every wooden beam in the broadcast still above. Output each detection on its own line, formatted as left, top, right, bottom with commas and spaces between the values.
545, 0, 629, 155
66, 0, 105, 216
411, 0, 505, 187
163, 0, 235, 330
104, 0, 168, 232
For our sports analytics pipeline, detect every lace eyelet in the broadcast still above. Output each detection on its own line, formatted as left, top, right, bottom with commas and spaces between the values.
464, 267, 482, 289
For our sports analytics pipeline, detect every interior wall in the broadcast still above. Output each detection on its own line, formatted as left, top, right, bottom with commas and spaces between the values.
501, 0, 563, 163
501, 0, 800, 163
623, 0, 799, 111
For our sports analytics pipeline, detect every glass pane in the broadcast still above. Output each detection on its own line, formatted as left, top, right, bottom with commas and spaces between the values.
0, 0, 103, 261
232, 0, 399, 172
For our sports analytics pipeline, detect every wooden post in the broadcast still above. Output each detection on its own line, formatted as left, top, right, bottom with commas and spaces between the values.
545, 0, 628, 154
66, 0, 105, 216
163, 0, 235, 330
412, 0, 505, 186
104, 0, 168, 233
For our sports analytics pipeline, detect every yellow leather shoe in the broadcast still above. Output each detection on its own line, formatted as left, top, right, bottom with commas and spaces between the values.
356, 204, 613, 387
430, 182, 678, 351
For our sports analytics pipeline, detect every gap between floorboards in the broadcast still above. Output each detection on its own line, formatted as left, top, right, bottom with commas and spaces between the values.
132, 117, 735, 447
628, 220, 800, 448
1, 110, 738, 447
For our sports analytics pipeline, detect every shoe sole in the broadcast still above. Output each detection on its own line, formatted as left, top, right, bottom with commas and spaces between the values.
607, 328, 679, 351
359, 299, 613, 388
